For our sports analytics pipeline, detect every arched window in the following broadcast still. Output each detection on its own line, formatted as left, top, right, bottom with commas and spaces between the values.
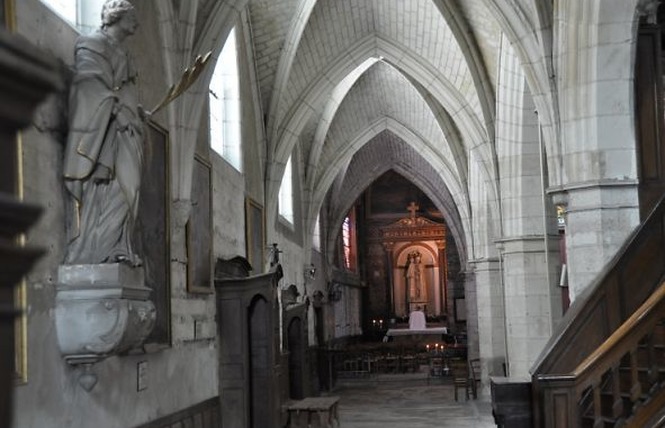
341, 207, 356, 271
40, 0, 104, 34
312, 213, 321, 251
278, 156, 294, 224
209, 28, 242, 170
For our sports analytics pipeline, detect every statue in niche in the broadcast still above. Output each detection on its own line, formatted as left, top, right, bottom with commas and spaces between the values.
406, 251, 427, 304
63, 0, 146, 266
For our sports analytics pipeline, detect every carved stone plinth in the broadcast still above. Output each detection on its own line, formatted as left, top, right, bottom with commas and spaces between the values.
56, 263, 156, 365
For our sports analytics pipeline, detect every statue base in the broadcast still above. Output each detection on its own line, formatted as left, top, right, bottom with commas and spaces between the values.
55, 263, 156, 365
409, 301, 428, 314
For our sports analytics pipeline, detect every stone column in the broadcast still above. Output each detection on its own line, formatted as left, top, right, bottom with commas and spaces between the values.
470, 258, 505, 386
573, 187, 640, 296
436, 240, 447, 316
497, 236, 561, 378
382, 242, 395, 318
461, 270, 479, 361
552, 186, 639, 301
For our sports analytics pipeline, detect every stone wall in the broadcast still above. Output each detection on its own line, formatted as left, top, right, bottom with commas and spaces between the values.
10, 1, 251, 427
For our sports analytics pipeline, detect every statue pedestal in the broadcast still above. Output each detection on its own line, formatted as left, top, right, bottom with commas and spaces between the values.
55, 264, 156, 365
409, 301, 428, 314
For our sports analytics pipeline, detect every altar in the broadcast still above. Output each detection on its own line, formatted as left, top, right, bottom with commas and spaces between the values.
382, 327, 448, 343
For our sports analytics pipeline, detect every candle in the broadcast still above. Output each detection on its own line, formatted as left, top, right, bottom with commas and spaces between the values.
426, 344, 430, 351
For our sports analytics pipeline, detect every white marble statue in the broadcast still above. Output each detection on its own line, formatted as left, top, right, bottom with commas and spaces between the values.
63, 0, 146, 266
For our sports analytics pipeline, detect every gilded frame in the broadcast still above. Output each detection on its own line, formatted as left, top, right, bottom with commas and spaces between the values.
245, 197, 264, 274
14, 131, 27, 384
186, 154, 213, 294
3, 0, 16, 32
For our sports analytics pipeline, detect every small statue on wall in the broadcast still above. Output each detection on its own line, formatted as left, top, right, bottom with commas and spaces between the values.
63, 0, 146, 266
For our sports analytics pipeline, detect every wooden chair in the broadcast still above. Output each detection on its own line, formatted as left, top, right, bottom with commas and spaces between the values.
450, 359, 470, 401
453, 358, 480, 401
427, 356, 444, 385
468, 358, 481, 399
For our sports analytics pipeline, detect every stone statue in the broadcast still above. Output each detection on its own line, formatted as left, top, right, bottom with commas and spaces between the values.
63, 0, 146, 266
406, 251, 427, 303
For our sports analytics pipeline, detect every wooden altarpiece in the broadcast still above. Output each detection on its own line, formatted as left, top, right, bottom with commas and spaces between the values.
372, 206, 448, 317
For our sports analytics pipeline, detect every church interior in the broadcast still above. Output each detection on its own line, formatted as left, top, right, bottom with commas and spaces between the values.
2, 0, 665, 427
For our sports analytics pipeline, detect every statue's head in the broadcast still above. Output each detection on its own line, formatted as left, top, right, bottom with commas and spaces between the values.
101, 0, 135, 29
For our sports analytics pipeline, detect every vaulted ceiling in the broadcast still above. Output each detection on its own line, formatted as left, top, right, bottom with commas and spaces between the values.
177, 0, 548, 257
245, 0, 504, 249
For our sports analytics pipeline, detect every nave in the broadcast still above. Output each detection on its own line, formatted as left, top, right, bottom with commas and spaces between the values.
334, 373, 494, 428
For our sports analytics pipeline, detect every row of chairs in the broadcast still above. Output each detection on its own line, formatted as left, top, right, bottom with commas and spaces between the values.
337, 352, 424, 376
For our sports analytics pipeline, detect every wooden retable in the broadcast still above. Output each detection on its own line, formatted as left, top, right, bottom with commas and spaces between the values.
286, 396, 341, 427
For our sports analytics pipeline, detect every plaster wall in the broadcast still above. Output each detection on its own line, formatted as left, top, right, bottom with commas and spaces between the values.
333, 286, 362, 339
12, 2, 224, 427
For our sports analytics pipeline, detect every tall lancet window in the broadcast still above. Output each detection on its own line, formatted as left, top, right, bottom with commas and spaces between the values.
342, 207, 357, 271
209, 27, 242, 171
278, 156, 294, 224
40, 0, 105, 34
312, 213, 321, 251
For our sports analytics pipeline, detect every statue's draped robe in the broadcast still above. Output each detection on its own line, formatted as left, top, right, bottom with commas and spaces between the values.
406, 261, 417, 302
63, 31, 143, 265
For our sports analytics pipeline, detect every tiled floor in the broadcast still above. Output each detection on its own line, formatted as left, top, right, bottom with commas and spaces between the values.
332, 373, 496, 428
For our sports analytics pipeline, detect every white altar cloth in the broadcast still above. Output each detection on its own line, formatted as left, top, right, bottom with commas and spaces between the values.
382, 327, 448, 342
408, 310, 426, 330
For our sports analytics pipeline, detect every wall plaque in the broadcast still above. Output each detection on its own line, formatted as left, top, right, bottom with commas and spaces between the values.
187, 155, 213, 293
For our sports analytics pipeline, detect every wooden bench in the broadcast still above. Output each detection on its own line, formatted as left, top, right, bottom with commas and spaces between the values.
286, 396, 341, 428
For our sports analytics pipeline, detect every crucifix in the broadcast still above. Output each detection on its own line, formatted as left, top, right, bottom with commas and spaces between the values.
407, 202, 420, 219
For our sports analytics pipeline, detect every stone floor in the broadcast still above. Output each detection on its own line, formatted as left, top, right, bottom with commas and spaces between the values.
332, 373, 496, 428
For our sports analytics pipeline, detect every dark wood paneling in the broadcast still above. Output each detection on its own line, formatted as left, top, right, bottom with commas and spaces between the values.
636, 27, 665, 219
532, 195, 665, 426
533, 196, 665, 378
215, 265, 282, 428
0, 28, 59, 428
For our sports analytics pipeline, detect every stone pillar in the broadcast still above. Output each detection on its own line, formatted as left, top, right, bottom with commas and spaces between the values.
554, 186, 639, 301
382, 242, 395, 318
497, 236, 561, 378
436, 240, 447, 316
470, 258, 505, 386
461, 270, 479, 361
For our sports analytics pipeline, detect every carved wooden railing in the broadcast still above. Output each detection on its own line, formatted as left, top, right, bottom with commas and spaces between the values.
535, 281, 665, 427
531, 195, 665, 427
